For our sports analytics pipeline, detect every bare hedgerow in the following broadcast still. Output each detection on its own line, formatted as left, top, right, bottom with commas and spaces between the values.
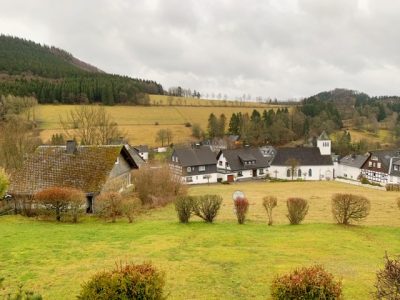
193, 195, 222, 223
374, 253, 400, 299
263, 196, 277, 226
331, 193, 370, 225
286, 198, 309, 225
95, 192, 123, 223
133, 164, 187, 207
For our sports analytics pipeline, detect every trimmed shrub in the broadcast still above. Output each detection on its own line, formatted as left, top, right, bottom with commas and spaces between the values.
271, 265, 342, 300
375, 253, 400, 299
331, 193, 370, 225
121, 196, 141, 223
286, 197, 308, 225
193, 194, 222, 223
263, 196, 277, 226
175, 196, 195, 223
35, 187, 86, 222
78, 262, 165, 300
95, 192, 123, 223
234, 197, 249, 224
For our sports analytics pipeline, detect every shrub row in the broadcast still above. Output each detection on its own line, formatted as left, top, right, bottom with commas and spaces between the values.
174, 195, 222, 223
176, 193, 373, 226
386, 184, 400, 191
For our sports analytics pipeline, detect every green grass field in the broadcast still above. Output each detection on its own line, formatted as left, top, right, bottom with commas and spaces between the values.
1, 181, 399, 299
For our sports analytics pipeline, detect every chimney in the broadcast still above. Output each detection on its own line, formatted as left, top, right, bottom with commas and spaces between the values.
66, 140, 77, 154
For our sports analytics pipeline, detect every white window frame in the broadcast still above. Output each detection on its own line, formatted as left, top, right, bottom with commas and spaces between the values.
187, 167, 192, 172
186, 177, 193, 182
199, 166, 206, 172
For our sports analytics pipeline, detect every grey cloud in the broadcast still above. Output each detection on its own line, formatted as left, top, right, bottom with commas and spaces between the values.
1, 0, 400, 98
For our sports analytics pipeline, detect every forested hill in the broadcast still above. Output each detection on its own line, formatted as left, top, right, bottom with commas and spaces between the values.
0, 35, 164, 104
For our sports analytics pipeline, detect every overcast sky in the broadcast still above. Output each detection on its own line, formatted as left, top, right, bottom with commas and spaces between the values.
1, 0, 400, 100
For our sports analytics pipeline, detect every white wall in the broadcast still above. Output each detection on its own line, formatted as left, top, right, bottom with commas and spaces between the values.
317, 140, 331, 155
336, 164, 361, 180
269, 165, 334, 181
217, 168, 268, 182
184, 173, 218, 185
139, 152, 149, 161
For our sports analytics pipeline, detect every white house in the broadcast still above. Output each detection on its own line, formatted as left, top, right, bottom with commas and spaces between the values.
269, 132, 334, 180
216, 147, 269, 182
336, 154, 368, 180
133, 145, 149, 161
170, 146, 218, 184
361, 150, 400, 184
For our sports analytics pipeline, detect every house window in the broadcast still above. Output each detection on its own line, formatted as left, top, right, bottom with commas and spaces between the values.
187, 167, 191, 172
238, 171, 243, 177
371, 156, 378, 161
377, 163, 381, 169
395, 165, 399, 171
218, 161, 223, 166
186, 177, 193, 182
368, 161, 372, 167
308, 168, 312, 177
298, 169, 302, 177
259, 169, 264, 175
287, 169, 291, 177
225, 162, 229, 168
115, 157, 119, 164
199, 166, 206, 172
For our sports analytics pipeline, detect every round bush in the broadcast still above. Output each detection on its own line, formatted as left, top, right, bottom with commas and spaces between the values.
271, 265, 342, 300
78, 262, 165, 300
331, 193, 370, 225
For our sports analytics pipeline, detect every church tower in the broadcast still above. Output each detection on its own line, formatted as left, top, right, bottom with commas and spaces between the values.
317, 131, 331, 155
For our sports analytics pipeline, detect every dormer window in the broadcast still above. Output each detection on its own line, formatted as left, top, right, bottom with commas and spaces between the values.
371, 156, 378, 161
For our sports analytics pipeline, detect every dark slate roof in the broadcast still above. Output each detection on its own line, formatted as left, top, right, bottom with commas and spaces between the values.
271, 147, 333, 166
9, 145, 138, 196
217, 148, 269, 171
133, 145, 149, 153
173, 146, 216, 167
363, 149, 400, 174
125, 145, 146, 167
339, 154, 368, 168
318, 131, 330, 141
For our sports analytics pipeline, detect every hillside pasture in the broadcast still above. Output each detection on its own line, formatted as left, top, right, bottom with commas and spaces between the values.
36, 104, 285, 146
1, 181, 399, 299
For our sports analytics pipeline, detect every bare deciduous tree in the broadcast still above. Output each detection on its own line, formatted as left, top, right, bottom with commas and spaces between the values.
60, 105, 122, 145
285, 158, 299, 180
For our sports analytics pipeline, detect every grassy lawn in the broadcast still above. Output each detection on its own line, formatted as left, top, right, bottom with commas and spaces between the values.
1, 181, 400, 299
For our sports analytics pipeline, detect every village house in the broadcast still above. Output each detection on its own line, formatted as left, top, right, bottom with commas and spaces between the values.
9, 141, 143, 212
336, 154, 368, 181
216, 147, 269, 182
170, 146, 218, 184
269, 132, 334, 180
360, 150, 400, 184
133, 145, 149, 161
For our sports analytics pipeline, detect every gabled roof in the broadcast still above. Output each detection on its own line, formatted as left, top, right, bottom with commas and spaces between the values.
173, 146, 216, 167
339, 154, 368, 168
133, 145, 149, 153
318, 131, 330, 141
217, 148, 269, 171
362, 149, 400, 174
271, 147, 333, 166
125, 145, 146, 167
9, 145, 139, 196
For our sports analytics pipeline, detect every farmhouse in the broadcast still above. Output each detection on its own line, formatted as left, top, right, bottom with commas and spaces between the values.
336, 154, 368, 180
269, 132, 334, 180
216, 147, 269, 182
360, 150, 400, 184
9, 141, 143, 212
170, 146, 218, 184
